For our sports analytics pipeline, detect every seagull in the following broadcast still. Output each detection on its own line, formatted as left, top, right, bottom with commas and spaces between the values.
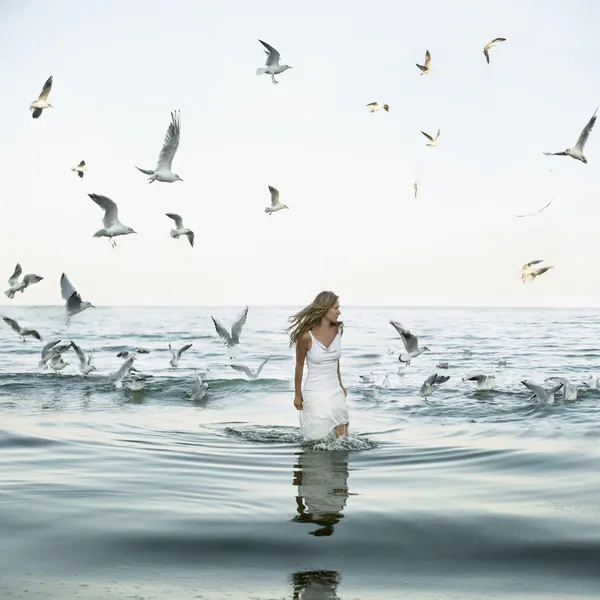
30, 75, 53, 119
416, 50, 433, 75
256, 39, 292, 85
515, 198, 554, 218
420, 373, 450, 397
89, 193, 137, 248
359, 373, 377, 384
61, 273, 95, 326
190, 370, 208, 401
413, 180, 419, 199
421, 130, 440, 147
380, 374, 392, 388
48, 354, 70, 374
498, 359, 508, 366
168, 342, 193, 369
123, 370, 153, 392
584, 375, 598, 390
2, 316, 42, 342
389, 320, 431, 365
522, 380, 564, 404
483, 38, 506, 64
165, 213, 194, 247
366, 102, 389, 113
135, 110, 183, 183
71, 342, 96, 376
230, 356, 271, 380
265, 186, 289, 215
5, 263, 43, 299
117, 348, 151, 360
71, 160, 87, 178
436, 361, 449, 369
38, 340, 71, 370
521, 260, 554, 283
111, 355, 136, 389
462, 374, 496, 391
212, 306, 249, 349
547, 377, 578, 401
544, 107, 598, 164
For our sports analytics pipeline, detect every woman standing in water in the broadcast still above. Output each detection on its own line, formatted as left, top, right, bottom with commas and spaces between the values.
286, 291, 349, 440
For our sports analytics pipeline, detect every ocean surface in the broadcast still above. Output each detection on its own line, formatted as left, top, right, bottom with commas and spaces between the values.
1, 305, 599, 599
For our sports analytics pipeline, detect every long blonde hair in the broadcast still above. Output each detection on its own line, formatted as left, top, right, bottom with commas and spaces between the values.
286, 290, 342, 346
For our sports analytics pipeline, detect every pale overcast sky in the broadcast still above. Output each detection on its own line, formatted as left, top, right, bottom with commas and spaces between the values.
1, 0, 599, 307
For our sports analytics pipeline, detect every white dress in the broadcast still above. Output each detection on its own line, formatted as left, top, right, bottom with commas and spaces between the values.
299, 330, 349, 441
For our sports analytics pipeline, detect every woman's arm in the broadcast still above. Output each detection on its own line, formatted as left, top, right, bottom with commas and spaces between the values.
337, 361, 347, 396
294, 333, 310, 409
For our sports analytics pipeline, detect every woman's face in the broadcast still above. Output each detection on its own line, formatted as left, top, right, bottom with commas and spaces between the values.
325, 300, 341, 324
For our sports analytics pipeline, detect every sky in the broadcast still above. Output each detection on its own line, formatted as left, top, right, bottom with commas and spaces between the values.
1, 0, 599, 307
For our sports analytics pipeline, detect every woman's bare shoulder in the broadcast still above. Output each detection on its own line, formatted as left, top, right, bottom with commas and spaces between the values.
297, 330, 311, 351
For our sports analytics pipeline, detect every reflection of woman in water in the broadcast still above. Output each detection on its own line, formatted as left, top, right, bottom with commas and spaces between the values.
291, 570, 341, 600
286, 291, 349, 441
292, 450, 350, 537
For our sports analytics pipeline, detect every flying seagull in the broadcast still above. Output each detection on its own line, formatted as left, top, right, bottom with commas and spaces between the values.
2, 316, 42, 342
483, 38, 506, 64
521, 380, 563, 404
547, 376, 578, 402
366, 102, 389, 113
230, 356, 271, 380
168, 342, 193, 369
71, 341, 96, 376
421, 129, 440, 147
60, 273, 95, 326
165, 213, 194, 247
416, 50, 433, 75
544, 107, 598, 164
462, 374, 496, 391
256, 39, 292, 85
5, 263, 43, 299
135, 110, 183, 183
30, 75, 53, 119
420, 373, 450, 397
389, 320, 431, 365
112, 355, 136, 389
38, 340, 71, 370
89, 193, 137, 248
71, 160, 87, 178
521, 260, 554, 283
413, 180, 419, 199
265, 185, 289, 215
212, 306, 249, 348
515, 198, 554, 218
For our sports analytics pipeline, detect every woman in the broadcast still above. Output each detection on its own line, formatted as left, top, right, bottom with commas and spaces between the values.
286, 291, 349, 440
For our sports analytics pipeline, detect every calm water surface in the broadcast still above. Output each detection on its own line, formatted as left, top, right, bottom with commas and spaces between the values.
1, 306, 599, 599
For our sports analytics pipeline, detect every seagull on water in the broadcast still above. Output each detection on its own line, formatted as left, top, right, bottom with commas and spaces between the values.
521, 380, 564, 404
230, 356, 271, 380
584, 375, 598, 389
420, 373, 450, 397
366, 102, 389, 113
483, 38, 506, 64
5, 263, 43, 299
71, 342, 96, 376
71, 160, 87, 178
112, 355, 136, 389
256, 40, 292, 85
544, 107, 598, 164
168, 342, 193, 369
166, 213, 194, 247
190, 370, 209, 401
389, 320, 431, 365
38, 340, 71, 370
61, 273, 95, 326
212, 306, 249, 350
515, 198, 554, 218
547, 377, 578, 402
30, 75, 53, 119
89, 193, 137, 248
265, 186, 289, 215
521, 260, 554, 283
359, 373, 377, 384
2, 316, 42, 342
436, 361, 450, 369
117, 348, 151, 360
135, 110, 183, 183
416, 50, 433, 75
421, 129, 440, 147
462, 374, 496, 391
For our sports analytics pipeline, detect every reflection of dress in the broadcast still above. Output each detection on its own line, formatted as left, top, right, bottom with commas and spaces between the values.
299, 331, 349, 441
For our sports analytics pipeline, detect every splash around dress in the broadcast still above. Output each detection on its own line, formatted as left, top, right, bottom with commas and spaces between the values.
299, 330, 349, 441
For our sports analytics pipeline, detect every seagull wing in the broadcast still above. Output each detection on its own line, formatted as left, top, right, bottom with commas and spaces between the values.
464, 374, 485, 383
185, 231, 194, 247
489, 37, 507, 45
435, 129, 441, 141
2, 316, 20, 333
521, 380, 547, 400
38, 76, 53, 102
78, 160, 86, 168
543, 151, 568, 157
230, 364, 253, 378
268, 186, 280, 207
231, 306, 249, 344
515, 198, 554, 218
258, 39, 280, 66
60, 273, 77, 301
389, 320, 410, 337
423, 374, 437, 386
483, 48, 490, 63
522, 260, 544, 271
433, 374, 450, 385
402, 331, 419, 353
421, 131, 435, 142
424, 50, 431, 69
177, 343, 193, 359
41, 339, 61, 358
8, 263, 22, 286
255, 355, 271, 378
165, 213, 184, 228
89, 194, 119, 228
575, 107, 598, 151
156, 110, 181, 171
23, 329, 42, 341
212, 316, 232, 345
366, 102, 378, 107
22, 274, 43, 287
70, 341, 87, 368
113, 356, 136, 381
